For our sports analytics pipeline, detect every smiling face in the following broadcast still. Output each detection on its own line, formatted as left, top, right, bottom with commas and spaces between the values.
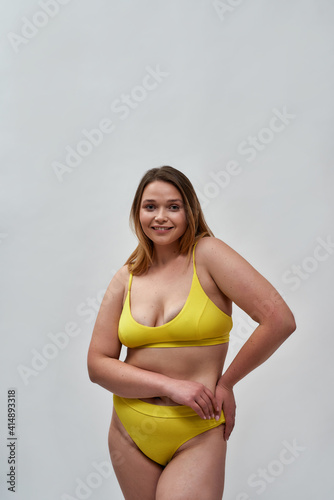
139, 181, 188, 246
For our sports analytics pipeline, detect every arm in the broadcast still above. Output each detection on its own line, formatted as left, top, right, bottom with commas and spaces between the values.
199, 238, 296, 437
87, 266, 217, 419
87, 266, 173, 397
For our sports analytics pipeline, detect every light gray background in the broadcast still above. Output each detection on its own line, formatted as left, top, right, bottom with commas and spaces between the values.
1, 1, 333, 499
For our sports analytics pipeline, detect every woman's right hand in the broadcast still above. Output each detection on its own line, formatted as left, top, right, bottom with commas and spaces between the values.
166, 379, 219, 420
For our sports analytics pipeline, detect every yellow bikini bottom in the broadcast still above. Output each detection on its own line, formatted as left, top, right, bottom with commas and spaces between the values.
112, 394, 225, 466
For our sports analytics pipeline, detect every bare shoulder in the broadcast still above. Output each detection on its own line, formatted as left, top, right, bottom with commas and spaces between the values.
114, 264, 130, 283
105, 264, 129, 303
196, 236, 295, 327
195, 236, 239, 266
195, 235, 263, 289
196, 236, 232, 252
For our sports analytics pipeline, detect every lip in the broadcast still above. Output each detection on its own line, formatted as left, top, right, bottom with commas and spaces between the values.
151, 226, 173, 230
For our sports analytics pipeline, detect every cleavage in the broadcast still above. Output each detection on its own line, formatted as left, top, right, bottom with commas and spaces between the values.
130, 273, 193, 327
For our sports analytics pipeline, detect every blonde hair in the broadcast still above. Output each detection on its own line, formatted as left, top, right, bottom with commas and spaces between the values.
124, 166, 214, 275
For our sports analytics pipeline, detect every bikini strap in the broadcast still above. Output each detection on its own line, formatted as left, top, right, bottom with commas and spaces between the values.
128, 273, 133, 292
192, 241, 198, 273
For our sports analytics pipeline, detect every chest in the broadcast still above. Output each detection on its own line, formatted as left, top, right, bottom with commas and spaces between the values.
125, 264, 230, 328
129, 270, 193, 327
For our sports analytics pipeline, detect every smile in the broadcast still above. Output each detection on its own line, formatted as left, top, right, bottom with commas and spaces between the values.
152, 227, 173, 231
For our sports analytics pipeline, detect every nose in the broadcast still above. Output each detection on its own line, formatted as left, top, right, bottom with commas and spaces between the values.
155, 207, 168, 222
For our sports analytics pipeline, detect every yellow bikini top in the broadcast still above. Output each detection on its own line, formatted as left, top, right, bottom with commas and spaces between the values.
118, 242, 232, 348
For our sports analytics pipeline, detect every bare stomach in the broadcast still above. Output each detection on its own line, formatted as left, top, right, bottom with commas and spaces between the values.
124, 343, 229, 406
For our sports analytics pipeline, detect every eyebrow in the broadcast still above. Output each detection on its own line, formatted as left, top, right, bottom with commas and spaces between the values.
142, 198, 183, 203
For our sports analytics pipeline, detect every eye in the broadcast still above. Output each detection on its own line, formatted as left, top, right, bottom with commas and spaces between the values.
169, 205, 180, 210
144, 204, 155, 210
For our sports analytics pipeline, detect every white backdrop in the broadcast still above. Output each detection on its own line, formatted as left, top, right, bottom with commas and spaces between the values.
1, 1, 333, 499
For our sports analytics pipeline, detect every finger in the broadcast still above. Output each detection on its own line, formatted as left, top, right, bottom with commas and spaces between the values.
214, 403, 222, 421
192, 401, 207, 420
194, 391, 217, 420
198, 391, 217, 419
203, 388, 219, 416
214, 393, 223, 419
224, 415, 235, 440
195, 395, 211, 419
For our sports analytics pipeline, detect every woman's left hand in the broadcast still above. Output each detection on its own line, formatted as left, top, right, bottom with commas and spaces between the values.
215, 380, 236, 441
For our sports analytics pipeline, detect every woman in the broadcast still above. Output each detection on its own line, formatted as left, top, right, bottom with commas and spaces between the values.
87, 166, 296, 500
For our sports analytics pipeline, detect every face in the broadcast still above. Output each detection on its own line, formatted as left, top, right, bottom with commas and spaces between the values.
139, 181, 187, 245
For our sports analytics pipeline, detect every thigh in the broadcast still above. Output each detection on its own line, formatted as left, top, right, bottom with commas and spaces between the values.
108, 408, 163, 500
156, 424, 227, 500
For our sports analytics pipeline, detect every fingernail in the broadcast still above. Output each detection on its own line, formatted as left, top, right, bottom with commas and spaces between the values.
215, 415, 219, 421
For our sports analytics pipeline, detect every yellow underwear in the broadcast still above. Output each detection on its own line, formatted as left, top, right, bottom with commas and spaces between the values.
112, 394, 225, 466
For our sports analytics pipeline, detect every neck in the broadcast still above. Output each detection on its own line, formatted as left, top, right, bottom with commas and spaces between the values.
151, 240, 182, 268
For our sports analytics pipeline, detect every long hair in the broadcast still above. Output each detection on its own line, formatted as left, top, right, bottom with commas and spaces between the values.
124, 166, 214, 275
